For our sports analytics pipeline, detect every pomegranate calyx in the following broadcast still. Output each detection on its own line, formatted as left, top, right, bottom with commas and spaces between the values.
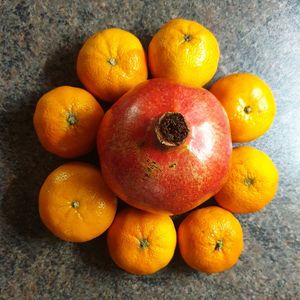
155, 112, 189, 147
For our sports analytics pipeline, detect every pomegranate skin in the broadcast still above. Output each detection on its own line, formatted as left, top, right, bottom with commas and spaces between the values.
98, 79, 232, 215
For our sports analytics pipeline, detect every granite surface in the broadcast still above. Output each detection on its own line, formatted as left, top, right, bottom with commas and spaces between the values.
1, 0, 300, 299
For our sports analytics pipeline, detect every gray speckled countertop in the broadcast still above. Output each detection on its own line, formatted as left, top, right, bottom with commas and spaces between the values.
1, 0, 300, 299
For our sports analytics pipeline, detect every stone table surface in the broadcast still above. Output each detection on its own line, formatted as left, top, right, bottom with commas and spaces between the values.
1, 0, 300, 299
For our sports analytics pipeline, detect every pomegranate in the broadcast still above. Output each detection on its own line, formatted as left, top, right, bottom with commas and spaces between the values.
98, 79, 232, 215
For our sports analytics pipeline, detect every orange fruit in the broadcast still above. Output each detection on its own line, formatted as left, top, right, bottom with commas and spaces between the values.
33, 86, 103, 158
178, 206, 243, 273
39, 162, 117, 242
77, 28, 148, 102
148, 18, 220, 88
107, 207, 177, 275
215, 146, 279, 213
210, 73, 276, 142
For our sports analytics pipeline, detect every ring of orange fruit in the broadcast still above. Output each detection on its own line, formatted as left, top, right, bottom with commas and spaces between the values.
34, 18, 278, 275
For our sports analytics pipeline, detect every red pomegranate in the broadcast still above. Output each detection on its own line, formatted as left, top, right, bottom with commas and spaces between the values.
98, 79, 232, 215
